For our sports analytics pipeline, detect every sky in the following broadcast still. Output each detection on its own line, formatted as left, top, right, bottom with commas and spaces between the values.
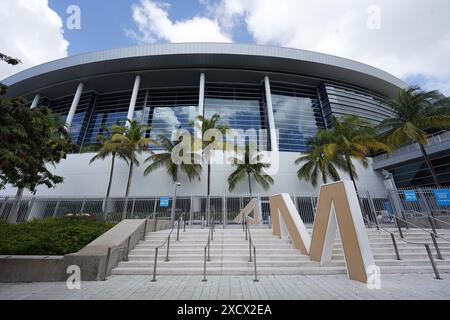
1, 0, 450, 95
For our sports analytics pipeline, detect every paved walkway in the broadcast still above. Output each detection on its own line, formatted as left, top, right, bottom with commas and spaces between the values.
1, 274, 450, 300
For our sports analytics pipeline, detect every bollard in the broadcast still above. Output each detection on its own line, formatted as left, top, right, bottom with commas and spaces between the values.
151, 247, 159, 282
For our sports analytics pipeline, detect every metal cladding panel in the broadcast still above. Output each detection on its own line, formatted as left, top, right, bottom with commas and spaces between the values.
2, 43, 406, 98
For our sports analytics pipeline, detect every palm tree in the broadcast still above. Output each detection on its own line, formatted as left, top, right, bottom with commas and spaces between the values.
193, 114, 229, 197
144, 134, 202, 183
112, 120, 159, 219
321, 115, 391, 191
228, 144, 274, 195
378, 86, 450, 186
87, 125, 128, 212
295, 132, 348, 187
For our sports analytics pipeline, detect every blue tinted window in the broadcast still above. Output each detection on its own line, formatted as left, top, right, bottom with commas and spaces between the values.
271, 84, 324, 152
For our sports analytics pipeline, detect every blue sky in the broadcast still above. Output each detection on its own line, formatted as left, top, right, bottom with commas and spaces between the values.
1, 0, 450, 95
48, 0, 221, 55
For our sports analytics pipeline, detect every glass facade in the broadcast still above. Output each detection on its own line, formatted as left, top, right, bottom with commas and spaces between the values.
204, 84, 268, 147
143, 88, 199, 147
82, 91, 146, 146
44, 76, 396, 155
318, 82, 395, 127
49, 93, 96, 145
387, 151, 450, 188
271, 83, 325, 152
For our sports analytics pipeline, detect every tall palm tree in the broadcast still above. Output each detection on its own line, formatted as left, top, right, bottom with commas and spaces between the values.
322, 115, 391, 191
87, 125, 128, 211
378, 86, 450, 186
295, 132, 348, 187
112, 120, 159, 219
144, 134, 202, 183
228, 144, 274, 195
192, 114, 229, 197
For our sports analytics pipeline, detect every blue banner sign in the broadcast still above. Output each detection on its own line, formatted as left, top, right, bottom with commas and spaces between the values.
160, 197, 170, 207
433, 190, 450, 206
403, 190, 417, 202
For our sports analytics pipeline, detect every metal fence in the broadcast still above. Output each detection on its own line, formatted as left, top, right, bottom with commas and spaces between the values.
0, 194, 317, 226
358, 187, 450, 229
1, 187, 449, 228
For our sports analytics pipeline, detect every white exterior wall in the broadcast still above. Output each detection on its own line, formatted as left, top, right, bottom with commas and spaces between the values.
0, 152, 386, 198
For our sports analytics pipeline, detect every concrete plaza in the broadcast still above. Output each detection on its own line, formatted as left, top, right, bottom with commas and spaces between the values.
1, 274, 450, 300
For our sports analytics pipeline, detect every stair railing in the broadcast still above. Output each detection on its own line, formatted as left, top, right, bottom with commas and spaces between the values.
394, 215, 449, 260
202, 212, 215, 282
150, 215, 182, 282
362, 216, 442, 280
244, 215, 259, 282
403, 210, 450, 237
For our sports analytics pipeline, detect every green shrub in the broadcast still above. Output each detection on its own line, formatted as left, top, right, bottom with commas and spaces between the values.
0, 217, 116, 256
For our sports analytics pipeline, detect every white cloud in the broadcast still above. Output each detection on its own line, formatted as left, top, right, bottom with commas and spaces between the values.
130, 0, 232, 44
0, 0, 69, 81
213, 0, 450, 94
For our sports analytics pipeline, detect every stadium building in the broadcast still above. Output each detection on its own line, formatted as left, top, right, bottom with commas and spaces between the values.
2, 43, 449, 198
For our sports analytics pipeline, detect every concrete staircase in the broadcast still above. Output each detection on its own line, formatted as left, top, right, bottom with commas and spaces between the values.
111, 227, 450, 276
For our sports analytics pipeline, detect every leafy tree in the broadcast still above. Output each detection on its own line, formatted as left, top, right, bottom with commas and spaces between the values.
144, 134, 202, 183
296, 132, 348, 187
378, 86, 450, 186
111, 120, 159, 219
87, 125, 129, 211
0, 99, 75, 223
228, 143, 274, 195
321, 115, 390, 191
0, 53, 21, 95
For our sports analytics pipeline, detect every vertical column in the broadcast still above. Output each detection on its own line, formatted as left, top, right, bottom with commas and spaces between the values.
30, 94, 40, 109
126, 75, 142, 123
65, 82, 84, 130
198, 73, 205, 117
195, 73, 206, 148
264, 76, 278, 153
316, 87, 329, 130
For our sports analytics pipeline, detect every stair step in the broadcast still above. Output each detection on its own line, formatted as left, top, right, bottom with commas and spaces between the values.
113, 227, 450, 276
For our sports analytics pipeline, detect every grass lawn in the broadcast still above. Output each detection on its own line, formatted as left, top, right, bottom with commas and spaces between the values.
0, 217, 116, 256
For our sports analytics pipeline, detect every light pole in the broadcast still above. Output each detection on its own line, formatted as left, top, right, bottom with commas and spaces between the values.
171, 182, 181, 227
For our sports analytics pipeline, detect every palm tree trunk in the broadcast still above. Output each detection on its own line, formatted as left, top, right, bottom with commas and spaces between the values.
7, 188, 24, 224
122, 162, 134, 220
247, 171, 252, 196
106, 153, 116, 198
103, 153, 116, 215
345, 156, 358, 192
419, 142, 441, 187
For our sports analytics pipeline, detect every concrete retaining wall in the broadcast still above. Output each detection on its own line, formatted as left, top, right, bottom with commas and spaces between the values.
0, 219, 171, 283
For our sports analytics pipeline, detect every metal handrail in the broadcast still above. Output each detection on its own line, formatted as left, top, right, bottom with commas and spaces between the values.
404, 209, 450, 225
403, 209, 450, 236
244, 215, 258, 282
431, 209, 450, 215
202, 213, 215, 282
362, 216, 442, 279
394, 215, 450, 249
394, 216, 445, 260
150, 216, 181, 282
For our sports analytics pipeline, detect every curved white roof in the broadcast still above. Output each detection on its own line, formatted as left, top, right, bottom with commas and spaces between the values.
2, 43, 407, 97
